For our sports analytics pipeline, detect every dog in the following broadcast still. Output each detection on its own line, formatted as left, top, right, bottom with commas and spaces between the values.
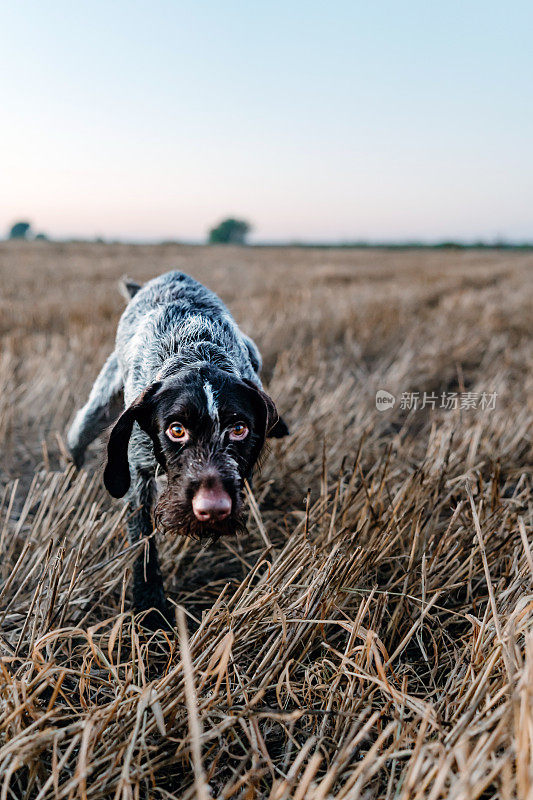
67, 271, 289, 626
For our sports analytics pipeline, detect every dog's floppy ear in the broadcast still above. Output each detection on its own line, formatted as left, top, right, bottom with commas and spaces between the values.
118, 276, 142, 302
267, 415, 290, 438
103, 383, 160, 498
242, 380, 290, 442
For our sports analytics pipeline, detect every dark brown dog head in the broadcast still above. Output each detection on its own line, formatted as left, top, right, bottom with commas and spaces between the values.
103, 365, 289, 539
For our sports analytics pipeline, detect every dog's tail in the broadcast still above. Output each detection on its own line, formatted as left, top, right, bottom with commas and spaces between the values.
118, 276, 142, 302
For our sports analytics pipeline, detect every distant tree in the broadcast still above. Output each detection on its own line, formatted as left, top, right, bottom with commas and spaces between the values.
208, 218, 251, 245
9, 221, 32, 240
34, 232, 48, 241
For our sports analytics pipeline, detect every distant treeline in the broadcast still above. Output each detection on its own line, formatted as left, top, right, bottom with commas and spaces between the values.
250, 241, 533, 250
6, 238, 533, 250
6, 218, 532, 249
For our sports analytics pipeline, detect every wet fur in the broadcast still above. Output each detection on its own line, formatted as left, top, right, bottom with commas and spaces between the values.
67, 271, 288, 625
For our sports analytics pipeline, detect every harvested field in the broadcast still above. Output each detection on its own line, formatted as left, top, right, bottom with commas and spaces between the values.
0, 241, 531, 799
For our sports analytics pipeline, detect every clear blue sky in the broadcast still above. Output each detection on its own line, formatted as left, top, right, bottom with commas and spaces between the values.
1, 1, 532, 242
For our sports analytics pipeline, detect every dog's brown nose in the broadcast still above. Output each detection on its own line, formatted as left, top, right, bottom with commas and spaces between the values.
192, 485, 232, 522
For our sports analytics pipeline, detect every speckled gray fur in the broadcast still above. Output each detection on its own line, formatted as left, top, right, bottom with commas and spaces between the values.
68, 270, 263, 470
67, 270, 265, 623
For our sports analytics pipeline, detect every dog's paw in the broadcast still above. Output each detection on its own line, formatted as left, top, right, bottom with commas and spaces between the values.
67, 446, 85, 470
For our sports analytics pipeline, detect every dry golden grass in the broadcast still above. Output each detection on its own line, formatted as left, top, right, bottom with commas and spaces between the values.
0, 241, 531, 799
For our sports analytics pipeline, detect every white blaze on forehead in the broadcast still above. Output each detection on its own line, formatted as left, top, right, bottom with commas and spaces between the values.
203, 381, 219, 421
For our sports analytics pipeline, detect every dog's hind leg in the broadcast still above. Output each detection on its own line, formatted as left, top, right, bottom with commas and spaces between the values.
67, 351, 123, 468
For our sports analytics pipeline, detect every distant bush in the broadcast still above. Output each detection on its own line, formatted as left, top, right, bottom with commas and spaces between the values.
34, 233, 48, 241
208, 218, 251, 245
9, 221, 32, 240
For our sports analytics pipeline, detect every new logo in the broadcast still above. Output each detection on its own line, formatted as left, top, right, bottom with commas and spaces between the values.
375, 390, 396, 410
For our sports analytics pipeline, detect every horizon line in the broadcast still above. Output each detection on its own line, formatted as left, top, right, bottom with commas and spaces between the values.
2, 236, 533, 250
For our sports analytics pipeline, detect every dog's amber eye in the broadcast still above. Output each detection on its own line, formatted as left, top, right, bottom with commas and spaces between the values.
229, 422, 248, 441
166, 422, 188, 442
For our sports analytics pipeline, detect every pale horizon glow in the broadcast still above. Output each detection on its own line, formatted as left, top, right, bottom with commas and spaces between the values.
1, 1, 532, 243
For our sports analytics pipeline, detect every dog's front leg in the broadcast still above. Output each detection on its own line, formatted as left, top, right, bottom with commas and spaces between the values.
127, 469, 171, 628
